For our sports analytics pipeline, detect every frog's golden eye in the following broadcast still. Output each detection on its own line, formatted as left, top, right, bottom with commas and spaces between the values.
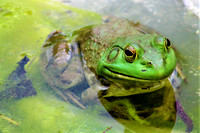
124, 46, 136, 63
165, 38, 171, 49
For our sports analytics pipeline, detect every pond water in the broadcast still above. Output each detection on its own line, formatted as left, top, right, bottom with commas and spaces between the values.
0, 0, 199, 133
58, 0, 200, 132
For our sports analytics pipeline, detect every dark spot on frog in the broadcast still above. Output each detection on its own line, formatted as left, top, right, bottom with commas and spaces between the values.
141, 70, 146, 72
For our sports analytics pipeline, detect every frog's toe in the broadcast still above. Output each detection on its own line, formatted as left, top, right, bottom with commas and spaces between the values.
63, 90, 86, 109
49, 85, 86, 109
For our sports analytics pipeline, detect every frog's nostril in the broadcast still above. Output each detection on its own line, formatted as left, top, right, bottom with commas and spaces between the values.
147, 61, 152, 65
141, 61, 153, 66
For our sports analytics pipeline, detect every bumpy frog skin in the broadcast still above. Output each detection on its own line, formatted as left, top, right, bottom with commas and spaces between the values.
41, 18, 192, 133
75, 19, 176, 80
74, 19, 176, 97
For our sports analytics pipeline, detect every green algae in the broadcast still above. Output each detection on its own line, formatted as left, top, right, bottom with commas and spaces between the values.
0, 0, 102, 86
0, 0, 198, 132
0, 92, 123, 133
0, 0, 123, 133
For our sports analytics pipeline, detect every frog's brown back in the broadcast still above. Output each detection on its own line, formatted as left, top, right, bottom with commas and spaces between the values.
75, 19, 142, 75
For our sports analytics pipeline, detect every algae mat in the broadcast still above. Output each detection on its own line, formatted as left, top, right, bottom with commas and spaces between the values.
0, 0, 123, 132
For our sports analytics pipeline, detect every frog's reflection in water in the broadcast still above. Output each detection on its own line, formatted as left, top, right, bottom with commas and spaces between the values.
98, 82, 176, 133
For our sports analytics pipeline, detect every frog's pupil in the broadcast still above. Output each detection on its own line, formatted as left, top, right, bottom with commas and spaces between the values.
166, 39, 171, 47
147, 61, 152, 65
125, 50, 133, 56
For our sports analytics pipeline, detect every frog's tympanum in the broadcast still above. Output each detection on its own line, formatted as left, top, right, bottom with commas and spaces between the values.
40, 18, 193, 133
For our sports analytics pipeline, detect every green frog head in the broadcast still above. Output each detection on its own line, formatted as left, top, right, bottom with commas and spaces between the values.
97, 34, 176, 85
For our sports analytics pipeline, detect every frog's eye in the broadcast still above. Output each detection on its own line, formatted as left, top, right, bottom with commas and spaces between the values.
165, 38, 171, 49
124, 46, 136, 63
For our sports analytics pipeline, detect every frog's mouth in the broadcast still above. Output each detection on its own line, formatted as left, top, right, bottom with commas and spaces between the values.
99, 66, 167, 97
104, 66, 159, 82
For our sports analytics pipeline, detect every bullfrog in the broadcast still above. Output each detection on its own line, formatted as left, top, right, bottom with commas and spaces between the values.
40, 18, 192, 132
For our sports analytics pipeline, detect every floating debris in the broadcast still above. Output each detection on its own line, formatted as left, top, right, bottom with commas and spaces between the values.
176, 101, 193, 133
0, 114, 19, 126
103, 127, 112, 133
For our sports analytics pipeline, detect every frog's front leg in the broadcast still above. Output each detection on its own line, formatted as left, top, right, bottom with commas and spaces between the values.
41, 31, 86, 109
